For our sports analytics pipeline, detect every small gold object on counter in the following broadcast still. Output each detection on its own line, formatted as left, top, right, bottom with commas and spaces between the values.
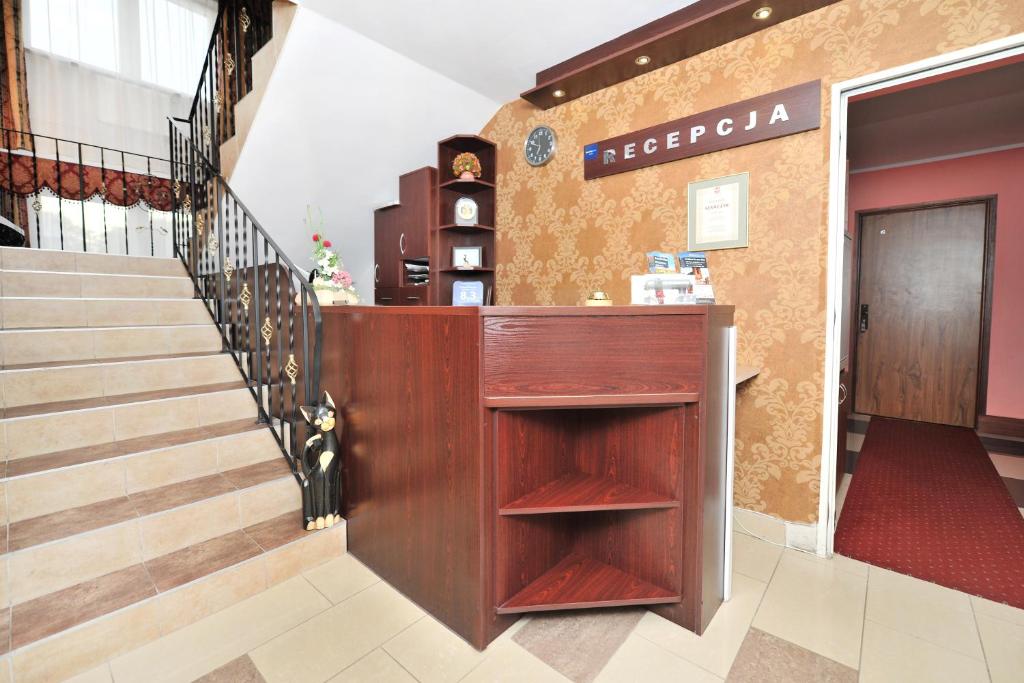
585, 291, 613, 306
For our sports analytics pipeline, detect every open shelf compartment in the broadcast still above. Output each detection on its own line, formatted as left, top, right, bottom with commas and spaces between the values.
501, 472, 678, 515
497, 552, 680, 614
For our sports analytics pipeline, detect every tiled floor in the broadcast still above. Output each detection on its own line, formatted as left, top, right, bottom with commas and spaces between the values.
37, 531, 1023, 683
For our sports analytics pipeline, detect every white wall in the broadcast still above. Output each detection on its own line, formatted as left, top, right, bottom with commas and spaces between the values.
228, 6, 501, 300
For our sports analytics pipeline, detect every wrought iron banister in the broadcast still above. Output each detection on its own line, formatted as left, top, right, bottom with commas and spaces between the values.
0, 127, 173, 253
169, 117, 322, 482
185, 0, 273, 169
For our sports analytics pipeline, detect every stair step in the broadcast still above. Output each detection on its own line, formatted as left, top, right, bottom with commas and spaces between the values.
0, 269, 194, 299
0, 296, 210, 329
1, 384, 261, 460
0, 246, 186, 277
0, 352, 241, 410
7, 513, 344, 667
7, 458, 293, 554
4, 417, 266, 478
0, 324, 224, 366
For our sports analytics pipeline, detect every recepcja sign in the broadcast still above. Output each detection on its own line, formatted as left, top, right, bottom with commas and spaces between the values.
583, 80, 821, 180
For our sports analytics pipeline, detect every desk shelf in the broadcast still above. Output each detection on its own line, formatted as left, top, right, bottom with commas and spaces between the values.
500, 472, 679, 515
497, 553, 680, 614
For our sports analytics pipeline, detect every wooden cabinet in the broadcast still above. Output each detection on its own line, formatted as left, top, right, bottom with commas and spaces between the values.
373, 167, 436, 304
321, 305, 734, 648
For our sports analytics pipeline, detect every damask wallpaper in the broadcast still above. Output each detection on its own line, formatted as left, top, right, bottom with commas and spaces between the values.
480, 0, 1023, 522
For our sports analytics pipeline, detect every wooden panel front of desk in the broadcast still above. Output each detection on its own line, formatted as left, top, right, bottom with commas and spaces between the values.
320, 305, 733, 649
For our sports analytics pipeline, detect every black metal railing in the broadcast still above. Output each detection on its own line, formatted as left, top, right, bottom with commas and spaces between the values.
170, 118, 321, 483
186, 0, 273, 168
0, 127, 173, 253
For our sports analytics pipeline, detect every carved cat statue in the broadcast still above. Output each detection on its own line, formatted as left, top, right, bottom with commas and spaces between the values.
299, 391, 343, 530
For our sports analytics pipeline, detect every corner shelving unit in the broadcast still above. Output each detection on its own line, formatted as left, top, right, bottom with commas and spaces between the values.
434, 135, 496, 305
494, 404, 686, 615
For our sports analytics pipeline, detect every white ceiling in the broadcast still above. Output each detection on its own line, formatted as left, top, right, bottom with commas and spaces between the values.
299, 0, 699, 102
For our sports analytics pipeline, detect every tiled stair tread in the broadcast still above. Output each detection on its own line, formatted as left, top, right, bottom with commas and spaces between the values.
8, 511, 319, 651
146, 530, 262, 592
6, 458, 293, 553
0, 608, 9, 656
244, 509, 311, 551
0, 380, 249, 419
10, 564, 156, 651
5, 418, 264, 478
0, 350, 225, 372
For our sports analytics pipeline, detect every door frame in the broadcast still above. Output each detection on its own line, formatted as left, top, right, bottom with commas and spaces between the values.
818, 33, 1024, 557
849, 197, 997, 423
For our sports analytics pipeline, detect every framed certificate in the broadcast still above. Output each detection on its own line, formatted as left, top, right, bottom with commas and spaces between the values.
687, 172, 749, 251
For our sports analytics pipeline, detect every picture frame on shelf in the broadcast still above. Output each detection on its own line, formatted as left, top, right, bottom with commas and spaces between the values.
452, 246, 483, 270
454, 196, 479, 226
452, 280, 485, 306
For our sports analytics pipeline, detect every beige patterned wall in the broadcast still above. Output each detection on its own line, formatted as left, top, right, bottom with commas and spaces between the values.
481, 0, 1023, 522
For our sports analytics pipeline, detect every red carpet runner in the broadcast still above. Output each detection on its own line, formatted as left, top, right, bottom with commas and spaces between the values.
835, 417, 1024, 609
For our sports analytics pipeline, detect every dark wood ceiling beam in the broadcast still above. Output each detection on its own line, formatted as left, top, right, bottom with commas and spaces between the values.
521, 0, 839, 110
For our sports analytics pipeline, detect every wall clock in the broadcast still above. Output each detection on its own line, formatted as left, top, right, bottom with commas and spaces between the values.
454, 197, 479, 226
524, 126, 557, 167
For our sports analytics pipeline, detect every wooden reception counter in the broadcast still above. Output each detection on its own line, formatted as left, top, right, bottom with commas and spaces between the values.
320, 305, 734, 649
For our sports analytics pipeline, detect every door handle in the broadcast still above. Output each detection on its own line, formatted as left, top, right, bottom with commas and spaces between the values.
374, 263, 380, 283
404, 296, 420, 302
859, 304, 869, 333
399, 233, 406, 255
838, 383, 847, 406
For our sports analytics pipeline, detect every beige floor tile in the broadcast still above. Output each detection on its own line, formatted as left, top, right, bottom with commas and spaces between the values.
865, 566, 983, 660
384, 616, 484, 683
0, 657, 9, 683
1, 365, 104, 407
727, 628, 856, 682
989, 452, 1024, 479
859, 620, 989, 683
976, 613, 1024, 683
594, 633, 721, 683
216, 429, 280, 470
238, 477, 299, 526
303, 554, 380, 604
113, 396, 200, 440
156, 557, 268, 634
635, 572, 766, 677
263, 524, 345, 585
6, 458, 126, 522
835, 474, 852, 518
64, 663, 114, 682
328, 649, 415, 683
751, 550, 866, 669
732, 531, 782, 583
5, 408, 115, 459
971, 594, 1024, 627
124, 440, 220, 494
460, 639, 571, 683
250, 581, 423, 683
109, 575, 329, 683
138, 493, 241, 560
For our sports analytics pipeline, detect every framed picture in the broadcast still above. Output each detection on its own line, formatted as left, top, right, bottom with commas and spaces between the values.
687, 172, 749, 251
452, 280, 484, 306
452, 246, 483, 269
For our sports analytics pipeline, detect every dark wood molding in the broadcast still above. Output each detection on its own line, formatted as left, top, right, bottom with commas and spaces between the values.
977, 414, 1024, 439
521, 0, 840, 109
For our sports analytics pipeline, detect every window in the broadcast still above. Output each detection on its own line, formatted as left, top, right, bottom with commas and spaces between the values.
27, 0, 120, 72
25, 0, 215, 94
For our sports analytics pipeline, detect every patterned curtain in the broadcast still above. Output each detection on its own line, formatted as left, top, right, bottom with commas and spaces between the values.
0, 0, 31, 244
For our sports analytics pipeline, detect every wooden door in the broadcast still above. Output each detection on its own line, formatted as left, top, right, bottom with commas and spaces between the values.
855, 203, 986, 427
374, 206, 400, 288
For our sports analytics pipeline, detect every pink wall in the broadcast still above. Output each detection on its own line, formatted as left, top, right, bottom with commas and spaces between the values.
848, 147, 1024, 419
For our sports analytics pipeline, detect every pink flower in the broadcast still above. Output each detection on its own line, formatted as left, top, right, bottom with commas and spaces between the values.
332, 271, 353, 288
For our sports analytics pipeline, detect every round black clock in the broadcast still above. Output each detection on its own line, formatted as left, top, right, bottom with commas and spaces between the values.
524, 126, 556, 167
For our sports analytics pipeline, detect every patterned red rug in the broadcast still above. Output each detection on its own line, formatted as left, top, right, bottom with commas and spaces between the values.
835, 417, 1024, 609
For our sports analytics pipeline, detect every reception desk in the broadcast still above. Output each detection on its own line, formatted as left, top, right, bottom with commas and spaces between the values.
320, 305, 734, 649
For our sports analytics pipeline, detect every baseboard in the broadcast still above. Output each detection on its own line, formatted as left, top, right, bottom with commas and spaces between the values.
977, 414, 1024, 439
734, 507, 819, 553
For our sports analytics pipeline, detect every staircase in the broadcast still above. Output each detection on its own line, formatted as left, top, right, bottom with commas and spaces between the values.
0, 247, 344, 682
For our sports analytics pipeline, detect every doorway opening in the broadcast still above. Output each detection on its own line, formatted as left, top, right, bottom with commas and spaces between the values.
819, 36, 1024, 605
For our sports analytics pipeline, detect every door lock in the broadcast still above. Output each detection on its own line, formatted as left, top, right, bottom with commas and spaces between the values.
859, 304, 869, 332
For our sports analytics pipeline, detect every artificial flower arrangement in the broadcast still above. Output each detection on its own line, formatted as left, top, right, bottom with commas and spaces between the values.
308, 209, 359, 305
452, 152, 482, 180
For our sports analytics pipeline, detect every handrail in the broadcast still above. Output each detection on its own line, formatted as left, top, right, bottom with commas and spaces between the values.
187, 2, 229, 121
168, 117, 322, 481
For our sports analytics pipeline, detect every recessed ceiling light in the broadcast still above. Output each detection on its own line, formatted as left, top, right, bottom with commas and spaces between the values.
635, 55, 651, 66
552, 89, 566, 98
752, 6, 772, 20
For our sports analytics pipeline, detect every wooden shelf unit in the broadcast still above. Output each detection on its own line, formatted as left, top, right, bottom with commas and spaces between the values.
497, 553, 680, 614
321, 305, 733, 649
435, 135, 496, 306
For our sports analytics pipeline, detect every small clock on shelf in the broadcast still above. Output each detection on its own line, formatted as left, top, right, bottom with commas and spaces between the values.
454, 196, 478, 226
524, 126, 556, 166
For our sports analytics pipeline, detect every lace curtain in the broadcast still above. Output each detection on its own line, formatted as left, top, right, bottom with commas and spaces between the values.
23, 0, 215, 158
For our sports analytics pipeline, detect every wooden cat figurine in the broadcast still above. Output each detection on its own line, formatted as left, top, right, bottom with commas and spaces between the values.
299, 391, 343, 530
